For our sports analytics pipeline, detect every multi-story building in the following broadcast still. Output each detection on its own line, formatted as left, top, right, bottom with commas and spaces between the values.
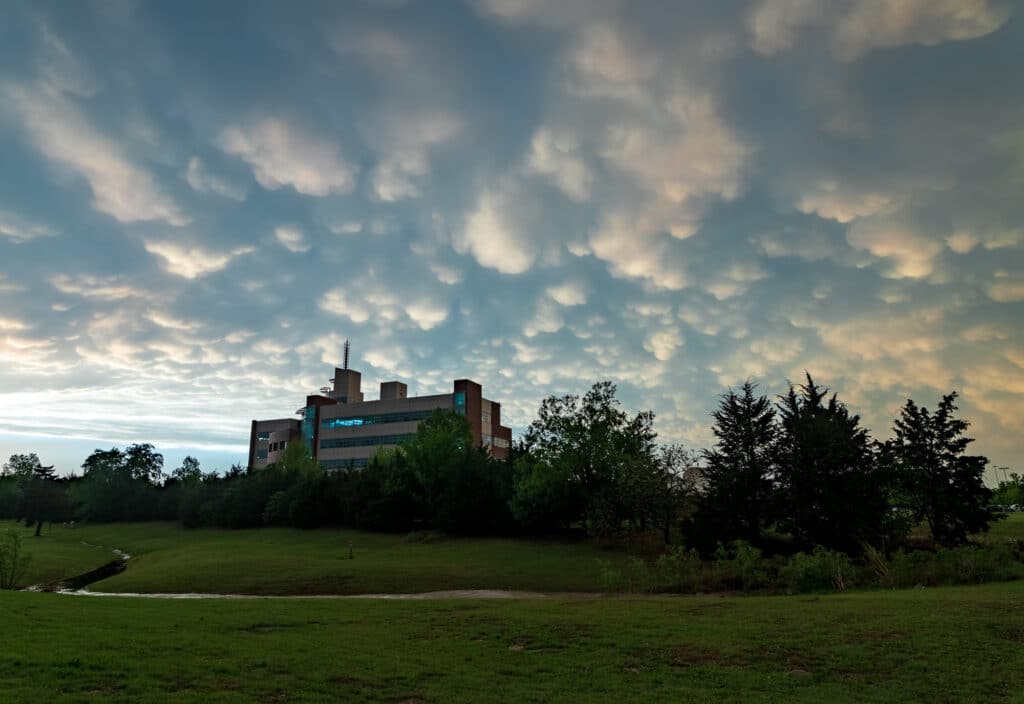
248, 356, 512, 471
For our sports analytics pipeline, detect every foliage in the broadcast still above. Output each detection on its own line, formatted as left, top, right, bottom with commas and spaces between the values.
0, 529, 32, 589
18, 462, 71, 536
992, 473, 1022, 507
76, 445, 165, 522
785, 547, 854, 593
694, 382, 776, 551
885, 393, 992, 546
516, 381, 660, 536
774, 374, 890, 553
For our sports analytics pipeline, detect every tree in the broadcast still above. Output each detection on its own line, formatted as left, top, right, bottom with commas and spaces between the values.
698, 381, 777, 547
18, 461, 69, 536
2, 453, 44, 480
124, 443, 164, 483
775, 374, 889, 553
172, 456, 202, 483
516, 381, 657, 535
887, 393, 992, 546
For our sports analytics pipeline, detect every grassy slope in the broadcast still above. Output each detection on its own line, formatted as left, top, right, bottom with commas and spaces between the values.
1, 523, 116, 588
29, 523, 635, 595
1, 583, 1022, 703
13, 514, 1024, 595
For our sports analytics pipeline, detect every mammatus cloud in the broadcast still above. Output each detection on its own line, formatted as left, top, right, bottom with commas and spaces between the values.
527, 128, 592, 202
6, 85, 188, 226
748, 0, 1010, 60
320, 277, 449, 331
455, 187, 536, 275
274, 226, 310, 253
0, 209, 56, 243
184, 157, 246, 201
219, 119, 357, 196
363, 111, 461, 202
144, 241, 256, 279
846, 220, 945, 279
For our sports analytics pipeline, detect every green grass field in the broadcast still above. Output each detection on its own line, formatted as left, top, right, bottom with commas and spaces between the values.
2, 582, 1022, 703
8, 522, 636, 594
9, 513, 1024, 594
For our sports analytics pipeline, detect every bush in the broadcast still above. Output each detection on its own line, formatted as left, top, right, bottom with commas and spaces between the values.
0, 529, 31, 590
785, 547, 853, 593
887, 542, 1021, 587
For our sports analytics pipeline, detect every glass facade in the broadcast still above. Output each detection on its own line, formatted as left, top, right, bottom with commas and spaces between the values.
256, 432, 270, 441
255, 450, 268, 460
321, 409, 436, 429
320, 434, 415, 449
301, 406, 316, 456
454, 392, 466, 415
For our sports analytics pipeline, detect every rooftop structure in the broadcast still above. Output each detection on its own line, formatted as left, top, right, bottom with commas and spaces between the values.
248, 347, 512, 470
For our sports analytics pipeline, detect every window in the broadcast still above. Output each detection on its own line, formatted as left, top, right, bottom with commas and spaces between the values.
255, 450, 268, 460
257, 432, 270, 441
320, 458, 370, 470
321, 409, 436, 429
320, 434, 415, 449
494, 437, 510, 449
454, 392, 466, 415
482, 434, 493, 447
482, 412, 491, 424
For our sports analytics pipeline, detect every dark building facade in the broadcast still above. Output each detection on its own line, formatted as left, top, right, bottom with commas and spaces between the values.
248, 362, 512, 470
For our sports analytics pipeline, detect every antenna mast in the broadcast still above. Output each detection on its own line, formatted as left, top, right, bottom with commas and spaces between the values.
343, 339, 350, 371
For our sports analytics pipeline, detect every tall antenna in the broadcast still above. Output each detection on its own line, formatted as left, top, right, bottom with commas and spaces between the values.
343, 339, 350, 371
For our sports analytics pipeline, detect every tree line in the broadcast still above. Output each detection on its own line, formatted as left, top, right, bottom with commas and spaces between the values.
0, 373, 1003, 556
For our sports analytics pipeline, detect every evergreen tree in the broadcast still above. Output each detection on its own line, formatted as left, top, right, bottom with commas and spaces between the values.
888, 392, 991, 546
775, 374, 888, 552
698, 381, 777, 546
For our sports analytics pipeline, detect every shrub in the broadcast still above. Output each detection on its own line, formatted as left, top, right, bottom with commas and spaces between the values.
785, 547, 853, 593
0, 529, 31, 590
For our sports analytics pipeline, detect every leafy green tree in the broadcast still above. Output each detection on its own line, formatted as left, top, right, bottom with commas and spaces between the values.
18, 461, 69, 536
991, 472, 1022, 508
517, 381, 657, 535
698, 381, 777, 546
172, 456, 202, 483
124, 443, 164, 483
2, 453, 43, 480
775, 374, 889, 553
887, 393, 992, 546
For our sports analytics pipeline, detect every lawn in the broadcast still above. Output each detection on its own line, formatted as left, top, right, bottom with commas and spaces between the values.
11, 522, 636, 594
1, 522, 117, 588
1, 582, 1022, 703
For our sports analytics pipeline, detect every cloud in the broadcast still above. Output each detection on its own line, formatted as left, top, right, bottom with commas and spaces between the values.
7, 84, 188, 226
0, 209, 56, 243
329, 221, 363, 235
795, 182, 894, 223
50, 274, 152, 300
274, 225, 310, 253
526, 128, 592, 201
184, 157, 246, 201
320, 277, 449, 330
833, 0, 1010, 61
747, 0, 1010, 61
523, 300, 565, 337
547, 281, 588, 306
644, 327, 683, 361
365, 111, 460, 201
846, 220, 945, 279
987, 278, 1024, 303
144, 241, 255, 279
219, 119, 357, 196
705, 262, 769, 301
455, 187, 536, 275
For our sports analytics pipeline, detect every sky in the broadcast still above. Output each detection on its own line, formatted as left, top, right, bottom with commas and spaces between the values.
0, 0, 1021, 481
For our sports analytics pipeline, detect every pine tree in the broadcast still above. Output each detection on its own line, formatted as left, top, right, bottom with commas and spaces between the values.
775, 373, 888, 552
698, 381, 777, 546
888, 392, 991, 546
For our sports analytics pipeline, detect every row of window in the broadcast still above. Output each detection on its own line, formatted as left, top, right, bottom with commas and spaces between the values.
256, 432, 270, 441
320, 434, 415, 449
320, 458, 371, 470
321, 409, 436, 429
